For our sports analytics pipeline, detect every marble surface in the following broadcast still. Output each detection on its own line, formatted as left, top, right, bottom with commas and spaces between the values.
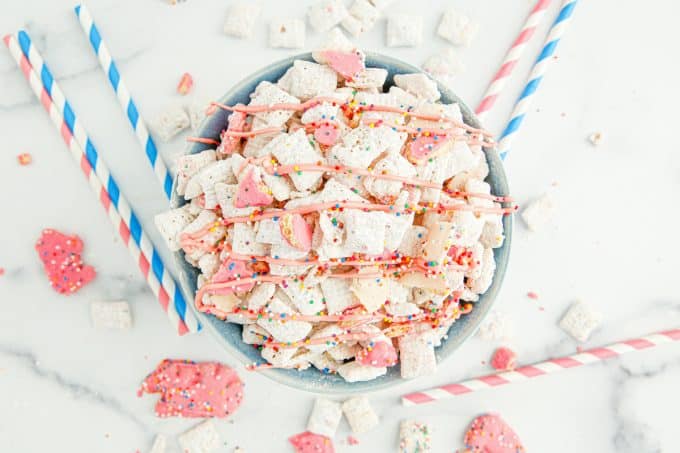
0, 1, 678, 452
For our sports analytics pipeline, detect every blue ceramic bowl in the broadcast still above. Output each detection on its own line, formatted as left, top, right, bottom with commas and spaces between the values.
173, 52, 512, 394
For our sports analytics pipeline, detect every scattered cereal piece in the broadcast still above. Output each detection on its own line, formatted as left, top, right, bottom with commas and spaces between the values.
270, 18, 306, 49
149, 434, 166, 453
342, 0, 379, 36
399, 420, 431, 453
437, 8, 479, 47
289, 431, 335, 453
398, 332, 437, 379
307, 398, 343, 438
588, 131, 604, 146
386, 14, 423, 47
342, 396, 379, 434
490, 347, 517, 371
393, 73, 440, 102
464, 414, 525, 453
177, 72, 193, 95
476, 310, 513, 342
17, 152, 32, 165
223, 2, 261, 39
90, 300, 132, 330
559, 300, 602, 342
151, 103, 190, 142
138, 360, 244, 418
422, 48, 465, 78
308, 0, 349, 33
179, 420, 220, 453
521, 193, 555, 232
35, 229, 96, 295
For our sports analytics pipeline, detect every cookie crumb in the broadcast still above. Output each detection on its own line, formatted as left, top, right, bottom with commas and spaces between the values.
490, 347, 517, 371
526, 291, 539, 300
17, 153, 32, 165
588, 132, 603, 146
177, 72, 194, 95
347, 435, 359, 445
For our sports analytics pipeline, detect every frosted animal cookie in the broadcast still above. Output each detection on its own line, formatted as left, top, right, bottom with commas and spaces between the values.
521, 192, 556, 232
186, 97, 211, 131
393, 74, 441, 102
307, 398, 343, 438
422, 48, 465, 78
386, 14, 423, 47
342, 396, 379, 434
308, 0, 349, 32
178, 420, 220, 453
270, 18, 306, 49
151, 103, 190, 142
559, 300, 603, 342
399, 420, 431, 453
342, 0, 380, 36
90, 300, 132, 329
223, 2, 261, 39
437, 8, 479, 47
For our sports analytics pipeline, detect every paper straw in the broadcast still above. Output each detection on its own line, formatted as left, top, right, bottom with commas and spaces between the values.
73, 3, 173, 199
402, 329, 680, 406
496, 0, 578, 160
475, 0, 552, 122
5, 32, 200, 335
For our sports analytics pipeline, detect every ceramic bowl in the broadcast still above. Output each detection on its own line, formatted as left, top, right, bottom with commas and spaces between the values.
172, 52, 512, 394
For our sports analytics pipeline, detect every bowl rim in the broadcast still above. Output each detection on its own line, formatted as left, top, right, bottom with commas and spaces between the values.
173, 51, 513, 394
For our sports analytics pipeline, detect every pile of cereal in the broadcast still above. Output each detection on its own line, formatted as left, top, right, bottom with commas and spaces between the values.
155, 33, 513, 382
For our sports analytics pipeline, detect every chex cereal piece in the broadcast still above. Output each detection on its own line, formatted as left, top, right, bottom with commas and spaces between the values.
476, 310, 513, 342
345, 68, 388, 89
464, 414, 525, 453
467, 247, 495, 294
149, 434, 166, 453
491, 347, 517, 371
342, 0, 379, 36
311, 352, 342, 374
269, 129, 324, 191
342, 396, 379, 434
399, 420, 431, 453
249, 81, 300, 127
559, 301, 602, 342
437, 8, 479, 47
521, 193, 556, 232
398, 332, 437, 379
242, 323, 269, 345
307, 398, 343, 437
90, 300, 132, 329
308, 0, 349, 32
270, 18, 306, 49
35, 229, 96, 295
257, 298, 312, 342
186, 97, 211, 131
289, 432, 335, 453
280, 282, 325, 315
178, 420, 220, 453
338, 361, 387, 382
151, 103, 190, 142
138, 359, 244, 418
278, 60, 338, 101
320, 276, 356, 314
154, 207, 195, 251
223, 2, 261, 39
386, 14, 423, 47
393, 73, 440, 102
176, 150, 216, 195
422, 48, 465, 78
232, 222, 268, 255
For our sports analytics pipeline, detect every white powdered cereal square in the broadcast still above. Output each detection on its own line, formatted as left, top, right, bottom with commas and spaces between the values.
342, 0, 379, 36
257, 298, 312, 343
154, 206, 195, 251
559, 301, 602, 342
232, 222, 268, 255
249, 81, 301, 127
337, 361, 387, 382
280, 282, 326, 315
422, 48, 465, 78
270, 18, 306, 49
342, 396, 379, 434
197, 160, 237, 208
198, 253, 220, 279
386, 14, 423, 47
350, 272, 389, 312
311, 352, 342, 374
178, 420, 220, 453
308, 0, 349, 32
176, 150, 216, 196
399, 420, 431, 453
243, 323, 269, 344
307, 398, 343, 437
90, 300, 132, 329
255, 218, 284, 245
345, 67, 388, 89
320, 278, 355, 314
269, 129, 324, 191
313, 28, 356, 63
467, 247, 495, 294
397, 225, 427, 256
363, 154, 416, 201
422, 221, 453, 266
437, 8, 479, 47
393, 73, 440, 102
223, 2, 261, 39
343, 210, 387, 255
398, 332, 437, 379
277, 60, 338, 101
246, 282, 277, 310
328, 342, 361, 361
521, 193, 556, 232
151, 103, 190, 142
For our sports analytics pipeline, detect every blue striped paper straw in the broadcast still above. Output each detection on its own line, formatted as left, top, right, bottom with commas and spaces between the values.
497, 0, 578, 160
74, 4, 174, 199
15, 30, 200, 334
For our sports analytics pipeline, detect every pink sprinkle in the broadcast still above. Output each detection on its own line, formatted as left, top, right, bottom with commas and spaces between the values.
527, 291, 539, 300
347, 435, 359, 446
491, 347, 517, 371
0, 267, 4, 276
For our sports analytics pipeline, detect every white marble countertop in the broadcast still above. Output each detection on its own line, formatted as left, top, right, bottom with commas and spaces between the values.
1, 1, 679, 452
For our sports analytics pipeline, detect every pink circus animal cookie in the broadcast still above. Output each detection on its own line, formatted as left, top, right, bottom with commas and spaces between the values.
314, 123, 340, 146
217, 110, 248, 155
138, 359, 244, 418
463, 414, 525, 453
319, 50, 364, 81
356, 340, 398, 367
280, 213, 313, 251
289, 431, 335, 453
35, 228, 96, 295
211, 259, 257, 294
235, 168, 273, 208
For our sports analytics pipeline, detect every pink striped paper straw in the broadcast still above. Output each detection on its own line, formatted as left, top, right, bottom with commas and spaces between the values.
3, 33, 199, 335
475, 0, 552, 122
402, 329, 680, 406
